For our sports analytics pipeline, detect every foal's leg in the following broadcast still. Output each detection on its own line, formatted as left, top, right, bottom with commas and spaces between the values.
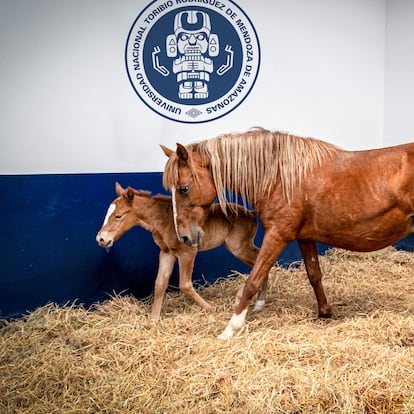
219, 231, 288, 339
298, 240, 332, 318
151, 251, 177, 320
177, 251, 213, 312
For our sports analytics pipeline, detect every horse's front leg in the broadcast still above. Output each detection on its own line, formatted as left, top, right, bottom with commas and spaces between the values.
151, 251, 177, 320
219, 232, 288, 339
178, 252, 213, 313
235, 276, 268, 312
298, 240, 332, 318
225, 232, 268, 312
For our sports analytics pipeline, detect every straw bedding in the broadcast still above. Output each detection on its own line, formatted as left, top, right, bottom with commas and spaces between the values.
2, 247, 414, 413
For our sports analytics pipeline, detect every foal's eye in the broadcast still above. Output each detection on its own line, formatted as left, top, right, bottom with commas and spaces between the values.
115, 214, 123, 220
178, 185, 191, 195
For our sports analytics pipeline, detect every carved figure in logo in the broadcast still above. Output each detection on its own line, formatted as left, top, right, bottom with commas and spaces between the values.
166, 11, 219, 99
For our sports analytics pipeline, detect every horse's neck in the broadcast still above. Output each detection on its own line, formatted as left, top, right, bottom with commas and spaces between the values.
132, 196, 171, 233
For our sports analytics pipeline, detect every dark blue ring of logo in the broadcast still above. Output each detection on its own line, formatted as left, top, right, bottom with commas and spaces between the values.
125, 0, 261, 123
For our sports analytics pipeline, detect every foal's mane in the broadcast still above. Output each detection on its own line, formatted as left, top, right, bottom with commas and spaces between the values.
164, 127, 339, 210
130, 189, 171, 203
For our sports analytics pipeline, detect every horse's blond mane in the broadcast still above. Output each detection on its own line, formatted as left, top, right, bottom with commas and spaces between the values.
163, 147, 201, 191
164, 127, 339, 211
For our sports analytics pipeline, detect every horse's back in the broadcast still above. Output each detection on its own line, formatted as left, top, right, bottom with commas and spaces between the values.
292, 142, 414, 251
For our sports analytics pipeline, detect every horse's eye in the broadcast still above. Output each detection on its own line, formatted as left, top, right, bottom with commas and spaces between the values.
179, 185, 191, 195
115, 214, 123, 220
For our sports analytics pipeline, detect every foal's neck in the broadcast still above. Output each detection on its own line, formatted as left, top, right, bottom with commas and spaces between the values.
132, 193, 172, 232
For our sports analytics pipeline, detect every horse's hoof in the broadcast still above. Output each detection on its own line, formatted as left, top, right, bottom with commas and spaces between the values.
218, 331, 232, 340
252, 299, 265, 312
217, 323, 245, 339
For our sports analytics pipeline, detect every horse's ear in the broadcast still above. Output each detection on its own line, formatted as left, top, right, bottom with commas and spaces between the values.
126, 187, 135, 203
115, 182, 124, 196
160, 144, 174, 158
176, 143, 188, 162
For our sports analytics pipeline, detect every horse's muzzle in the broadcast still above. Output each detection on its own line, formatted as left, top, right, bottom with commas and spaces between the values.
180, 228, 204, 247
180, 235, 196, 247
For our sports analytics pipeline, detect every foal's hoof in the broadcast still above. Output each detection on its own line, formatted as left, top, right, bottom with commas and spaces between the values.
149, 315, 161, 322
202, 304, 213, 313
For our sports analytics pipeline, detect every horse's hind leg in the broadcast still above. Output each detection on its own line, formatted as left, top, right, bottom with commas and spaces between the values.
298, 240, 332, 318
253, 275, 268, 312
151, 251, 176, 320
178, 252, 213, 313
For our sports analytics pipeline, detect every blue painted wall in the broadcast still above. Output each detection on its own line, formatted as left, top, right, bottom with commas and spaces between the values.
1, 172, 261, 318
1, 173, 413, 319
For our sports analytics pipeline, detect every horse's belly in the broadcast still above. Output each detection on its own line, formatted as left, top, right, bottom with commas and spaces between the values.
317, 233, 407, 252
304, 212, 413, 252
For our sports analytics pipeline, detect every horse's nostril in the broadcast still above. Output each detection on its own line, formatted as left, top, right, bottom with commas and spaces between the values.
181, 235, 192, 246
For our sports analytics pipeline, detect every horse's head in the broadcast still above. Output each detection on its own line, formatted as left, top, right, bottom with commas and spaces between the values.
96, 182, 137, 250
161, 143, 217, 247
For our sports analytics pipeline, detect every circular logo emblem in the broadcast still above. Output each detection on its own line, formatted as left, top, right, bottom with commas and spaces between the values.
125, 0, 260, 123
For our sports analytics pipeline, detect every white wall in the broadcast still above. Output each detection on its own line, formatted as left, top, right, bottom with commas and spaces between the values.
0, 0, 394, 174
383, 0, 414, 146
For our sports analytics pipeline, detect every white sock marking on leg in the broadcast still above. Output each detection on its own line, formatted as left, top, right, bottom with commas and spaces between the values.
253, 299, 265, 312
218, 309, 248, 339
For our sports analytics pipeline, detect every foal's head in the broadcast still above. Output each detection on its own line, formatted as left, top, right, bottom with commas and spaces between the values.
161, 143, 217, 247
96, 182, 138, 250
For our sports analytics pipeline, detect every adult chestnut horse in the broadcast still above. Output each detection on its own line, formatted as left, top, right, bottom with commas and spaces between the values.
162, 127, 414, 338
96, 182, 267, 320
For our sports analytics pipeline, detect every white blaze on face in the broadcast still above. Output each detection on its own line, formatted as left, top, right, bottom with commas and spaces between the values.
171, 187, 180, 239
103, 203, 116, 226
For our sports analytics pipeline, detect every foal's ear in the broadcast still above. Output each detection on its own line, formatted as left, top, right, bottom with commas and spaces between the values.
176, 143, 189, 162
126, 187, 135, 203
160, 144, 174, 158
115, 182, 124, 196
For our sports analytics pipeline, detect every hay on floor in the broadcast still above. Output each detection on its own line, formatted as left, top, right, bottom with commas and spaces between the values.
1, 247, 414, 413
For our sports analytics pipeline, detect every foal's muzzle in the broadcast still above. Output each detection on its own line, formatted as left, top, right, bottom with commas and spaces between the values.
96, 232, 114, 250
